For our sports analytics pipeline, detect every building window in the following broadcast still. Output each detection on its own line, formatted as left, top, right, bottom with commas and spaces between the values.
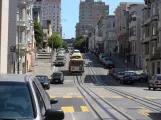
152, 22, 157, 36
130, 26, 136, 36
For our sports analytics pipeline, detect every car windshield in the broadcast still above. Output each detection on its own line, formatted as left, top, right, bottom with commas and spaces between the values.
157, 76, 161, 80
52, 73, 62, 77
0, 82, 34, 119
36, 76, 48, 82
74, 51, 80, 53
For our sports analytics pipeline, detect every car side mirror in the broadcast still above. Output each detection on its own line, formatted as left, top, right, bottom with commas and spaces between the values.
50, 99, 58, 104
45, 109, 64, 120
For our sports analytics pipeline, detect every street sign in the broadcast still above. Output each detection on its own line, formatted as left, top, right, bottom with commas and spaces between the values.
10, 45, 16, 52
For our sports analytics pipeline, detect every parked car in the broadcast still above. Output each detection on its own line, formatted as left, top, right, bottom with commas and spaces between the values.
138, 73, 148, 82
102, 57, 111, 65
105, 61, 115, 68
0, 74, 64, 120
35, 75, 50, 90
115, 72, 125, 80
148, 74, 161, 90
99, 55, 107, 63
51, 71, 64, 84
109, 68, 119, 76
119, 72, 138, 84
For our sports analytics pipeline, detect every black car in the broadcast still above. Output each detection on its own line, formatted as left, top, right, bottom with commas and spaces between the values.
36, 75, 50, 90
51, 71, 64, 84
105, 61, 115, 69
0, 74, 64, 120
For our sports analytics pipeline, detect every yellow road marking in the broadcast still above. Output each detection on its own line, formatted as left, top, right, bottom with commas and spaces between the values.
119, 108, 125, 112
146, 96, 157, 100
61, 106, 74, 113
137, 109, 151, 116
81, 106, 89, 112
100, 96, 104, 98
112, 96, 123, 98
126, 96, 133, 99
77, 96, 83, 98
63, 96, 72, 98
50, 96, 56, 98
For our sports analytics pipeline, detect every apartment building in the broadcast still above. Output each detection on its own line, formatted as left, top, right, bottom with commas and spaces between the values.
115, 2, 143, 58
0, 0, 9, 73
34, 0, 61, 36
127, 3, 145, 69
104, 15, 116, 54
142, 0, 161, 75
76, 0, 109, 37
7, 0, 35, 74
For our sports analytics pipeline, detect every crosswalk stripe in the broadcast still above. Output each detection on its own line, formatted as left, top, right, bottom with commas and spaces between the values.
81, 106, 89, 112
61, 106, 74, 113
63, 96, 72, 98
112, 96, 123, 98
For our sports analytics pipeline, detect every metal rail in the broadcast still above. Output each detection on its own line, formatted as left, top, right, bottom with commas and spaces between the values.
73, 75, 134, 120
85, 53, 161, 113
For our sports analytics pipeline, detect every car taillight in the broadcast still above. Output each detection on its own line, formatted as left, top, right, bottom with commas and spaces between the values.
155, 81, 159, 84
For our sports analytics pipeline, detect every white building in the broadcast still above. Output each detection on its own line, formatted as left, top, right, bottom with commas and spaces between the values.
8, 0, 35, 74
0, 0, 9, 73
128, 3, 145, 69
34, 0, 61, 36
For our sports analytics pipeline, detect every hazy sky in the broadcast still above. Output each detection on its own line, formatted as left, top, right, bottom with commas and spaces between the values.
61, 0, 144, 39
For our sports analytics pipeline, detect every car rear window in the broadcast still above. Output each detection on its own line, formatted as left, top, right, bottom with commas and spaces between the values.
0, 82, 34, 119
36, 76, 48, 82
52, 73, 62, 77
157, 76, 161, 80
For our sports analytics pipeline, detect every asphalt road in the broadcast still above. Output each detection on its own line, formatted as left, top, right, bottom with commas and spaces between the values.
28, 52, 161, 120
85, 53, 161, 120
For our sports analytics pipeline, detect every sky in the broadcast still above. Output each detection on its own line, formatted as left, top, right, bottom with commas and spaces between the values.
62, 0, 144, 39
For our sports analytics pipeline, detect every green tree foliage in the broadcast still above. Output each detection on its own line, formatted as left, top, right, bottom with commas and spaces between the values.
34, 19, 43, 48
73, 36, 88, 52
62, 40, 68, 52
48, 34, 63, 49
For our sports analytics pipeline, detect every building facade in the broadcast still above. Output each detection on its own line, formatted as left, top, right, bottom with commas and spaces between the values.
142, 0, 161, 75
0, 0, 9, 73
76, 0, 109, 37
7, 0, 35, 74
128, 3, 145, 69
34, 0, 61, 36
104, 15, 116, 54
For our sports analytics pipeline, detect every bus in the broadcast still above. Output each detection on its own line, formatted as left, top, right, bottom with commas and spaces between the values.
69, 53, 84, 74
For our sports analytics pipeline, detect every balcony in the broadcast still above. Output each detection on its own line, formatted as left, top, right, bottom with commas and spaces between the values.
142, 8, 151, 26
17, 20, 26, 28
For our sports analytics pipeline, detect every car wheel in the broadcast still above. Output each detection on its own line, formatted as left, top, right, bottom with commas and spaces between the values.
48, 86, 50, 90
148, 86, 151, 90
153, 87, 156, 90
140, 78, 144, 82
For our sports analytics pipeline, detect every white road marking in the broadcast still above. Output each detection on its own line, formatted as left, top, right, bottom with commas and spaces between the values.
71, 112, 76, 120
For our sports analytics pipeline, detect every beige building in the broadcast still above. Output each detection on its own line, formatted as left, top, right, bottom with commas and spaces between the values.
142, 0, 161, 75
76, 0, 109, 37
0, 0, 9, 73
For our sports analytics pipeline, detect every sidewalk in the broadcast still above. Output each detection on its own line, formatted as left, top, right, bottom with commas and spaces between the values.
111, 53, 141, 71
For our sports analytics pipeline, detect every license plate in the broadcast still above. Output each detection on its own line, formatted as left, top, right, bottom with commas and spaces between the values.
72, 67, 75, 70
56, 80, 58, 82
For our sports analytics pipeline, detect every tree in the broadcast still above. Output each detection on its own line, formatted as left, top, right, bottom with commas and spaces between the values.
34, 19, 43, 48
73, 36, 87, 52
48, 34, 63, 49
62, 40, 68, 51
